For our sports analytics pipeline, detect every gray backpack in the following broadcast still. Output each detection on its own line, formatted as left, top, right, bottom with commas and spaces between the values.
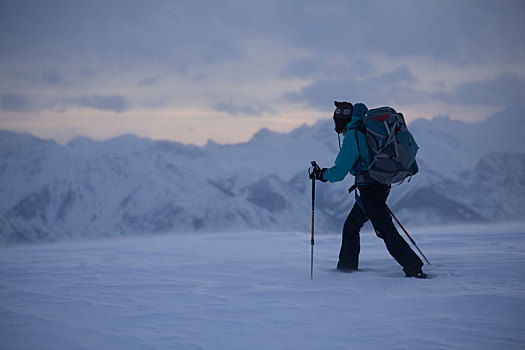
355, 107, 419, 185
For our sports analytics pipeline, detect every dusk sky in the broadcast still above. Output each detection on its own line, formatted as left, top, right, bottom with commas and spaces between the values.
1, 0, 524, 145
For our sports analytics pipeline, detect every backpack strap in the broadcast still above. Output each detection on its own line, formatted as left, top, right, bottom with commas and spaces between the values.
348, 119, 366, 159
348, 119, 373, 189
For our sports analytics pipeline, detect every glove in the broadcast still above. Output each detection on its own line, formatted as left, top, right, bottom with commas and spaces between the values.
352, 103, 368, 118
309, 166, 327, 182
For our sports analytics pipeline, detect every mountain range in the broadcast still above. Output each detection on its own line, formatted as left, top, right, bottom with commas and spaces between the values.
1, 107, 524, 244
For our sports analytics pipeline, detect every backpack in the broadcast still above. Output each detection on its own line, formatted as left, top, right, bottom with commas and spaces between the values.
353, 106, 419, 185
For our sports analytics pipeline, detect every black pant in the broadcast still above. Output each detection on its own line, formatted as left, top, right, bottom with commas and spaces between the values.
338, 182, 423, 275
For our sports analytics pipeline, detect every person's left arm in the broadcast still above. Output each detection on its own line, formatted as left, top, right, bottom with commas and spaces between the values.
322, 130, 360, 183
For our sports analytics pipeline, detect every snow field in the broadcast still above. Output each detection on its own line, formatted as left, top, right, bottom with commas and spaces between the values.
1, 223, 525, 349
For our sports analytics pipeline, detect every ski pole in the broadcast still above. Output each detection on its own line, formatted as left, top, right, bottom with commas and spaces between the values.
308, 161, 319, 279
387, 206, 431, 265
311, 174, 315, 279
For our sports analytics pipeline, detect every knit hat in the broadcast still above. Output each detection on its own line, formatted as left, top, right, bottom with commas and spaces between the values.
333, 101, 354, 134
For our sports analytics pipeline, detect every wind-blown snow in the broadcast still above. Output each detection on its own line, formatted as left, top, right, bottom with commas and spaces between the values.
1, 223, 524, 349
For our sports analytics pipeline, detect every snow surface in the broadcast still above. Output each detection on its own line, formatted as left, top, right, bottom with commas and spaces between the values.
2, 223, 525, 350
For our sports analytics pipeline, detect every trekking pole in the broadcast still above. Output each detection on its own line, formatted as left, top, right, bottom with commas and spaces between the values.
308, 161, 319, 279
310, 175, 315, 279
387, 206, 431, 265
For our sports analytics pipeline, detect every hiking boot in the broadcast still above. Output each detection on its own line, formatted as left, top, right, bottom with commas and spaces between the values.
337, 261, 357, 273
405, 270, 428, 279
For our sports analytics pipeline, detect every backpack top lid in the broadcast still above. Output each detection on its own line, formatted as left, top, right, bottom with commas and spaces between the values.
333, 101, 353, 134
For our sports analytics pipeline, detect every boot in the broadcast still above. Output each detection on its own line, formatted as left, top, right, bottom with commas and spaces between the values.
405, 269, 428, 279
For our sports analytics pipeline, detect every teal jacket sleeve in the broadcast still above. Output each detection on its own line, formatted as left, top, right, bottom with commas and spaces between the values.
322, 129, 360, 183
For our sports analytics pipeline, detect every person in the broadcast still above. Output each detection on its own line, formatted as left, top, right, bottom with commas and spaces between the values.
310, 101, 427, 279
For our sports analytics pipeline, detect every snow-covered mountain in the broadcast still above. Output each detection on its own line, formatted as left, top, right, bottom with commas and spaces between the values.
1, 107, 524, 244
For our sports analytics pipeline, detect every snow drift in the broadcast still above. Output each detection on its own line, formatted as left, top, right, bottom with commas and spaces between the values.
1, 224, 525, 349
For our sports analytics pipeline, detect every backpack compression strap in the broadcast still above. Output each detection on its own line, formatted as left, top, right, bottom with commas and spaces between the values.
348, 119, 370, 190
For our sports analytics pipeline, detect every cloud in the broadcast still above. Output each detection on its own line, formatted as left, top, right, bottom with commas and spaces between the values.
0, 1, 247, 71
279, 1, 525, 65
138, 77, 157, 87
3, 1, 523, 70
435, 73, 525, 108
377, 67, 418, 85
213, 101, 274, 117
0, 93, 31, 112
281, 56, 376, 80
42, 71, 63, 86
284, 66, 421, 109
285, 68, 525, 112
74, 95, 130, 113
281, 58, 323, 79
1, 1, 524, 144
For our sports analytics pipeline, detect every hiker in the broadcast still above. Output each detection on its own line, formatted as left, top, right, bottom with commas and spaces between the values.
309, 102, 427, 279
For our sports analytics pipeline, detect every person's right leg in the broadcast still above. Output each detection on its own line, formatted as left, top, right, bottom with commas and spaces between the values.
359, 184, 424, 276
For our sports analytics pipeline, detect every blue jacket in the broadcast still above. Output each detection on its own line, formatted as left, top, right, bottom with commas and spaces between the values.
323, 103, 371, 183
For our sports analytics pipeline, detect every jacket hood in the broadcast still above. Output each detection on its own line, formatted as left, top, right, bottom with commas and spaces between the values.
346, 115, 363, 130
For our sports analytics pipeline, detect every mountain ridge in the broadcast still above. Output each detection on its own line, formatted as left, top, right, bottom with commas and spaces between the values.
1, 109, 524, 244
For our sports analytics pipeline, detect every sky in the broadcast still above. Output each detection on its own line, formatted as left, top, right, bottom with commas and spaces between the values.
1, 0, 524, 145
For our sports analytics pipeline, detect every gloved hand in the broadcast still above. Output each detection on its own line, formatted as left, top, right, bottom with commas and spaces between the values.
309, 165, 327, 182
352, 103, 368, 118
